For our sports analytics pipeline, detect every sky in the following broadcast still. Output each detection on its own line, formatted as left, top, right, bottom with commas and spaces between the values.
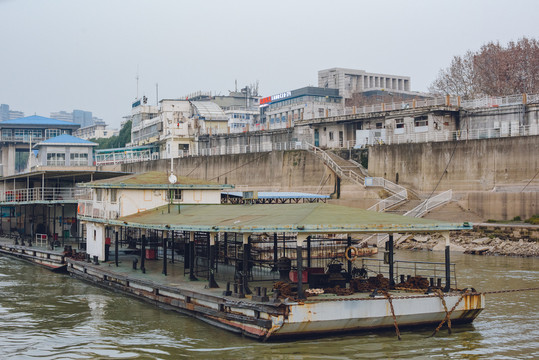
1, 0, 538, 128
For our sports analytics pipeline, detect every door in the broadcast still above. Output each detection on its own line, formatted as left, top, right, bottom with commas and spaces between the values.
314, 129, 320, 147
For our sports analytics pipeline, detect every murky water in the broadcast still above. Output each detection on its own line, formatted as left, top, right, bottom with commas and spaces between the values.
0, 251, 537, 359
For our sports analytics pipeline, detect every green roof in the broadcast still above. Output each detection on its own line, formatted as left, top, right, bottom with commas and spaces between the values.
78, 171, 233, 190
91, 203, 471, 234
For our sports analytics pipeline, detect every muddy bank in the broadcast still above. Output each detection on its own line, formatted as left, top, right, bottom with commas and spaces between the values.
394, 226, 539, 257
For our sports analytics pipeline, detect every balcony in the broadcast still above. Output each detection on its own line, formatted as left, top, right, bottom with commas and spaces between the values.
0, 187, 89, 204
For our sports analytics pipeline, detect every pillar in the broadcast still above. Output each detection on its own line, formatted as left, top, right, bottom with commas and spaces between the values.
189, 232, 197, 281
115, 227, 119, 267
443, 232, 451, 292
296, 234, 308, 300
162, 230, 168, 276
223, 232, 228, 265
306, 235, 311, 268
242, 234, 252, 295
388, 234, 395, 288
140, 233, 146, 273
208, 232, 218, 288
170, 230, 175, 264
347, 235, 352, 284
273, 233, 278, 269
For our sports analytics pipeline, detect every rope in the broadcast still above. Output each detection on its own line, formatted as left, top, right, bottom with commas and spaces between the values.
430, 292, 466, 337
382, 290, 401, 340
434, 289, 452, 334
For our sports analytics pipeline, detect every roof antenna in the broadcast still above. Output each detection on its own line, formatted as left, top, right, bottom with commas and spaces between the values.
136, 65, 139, 99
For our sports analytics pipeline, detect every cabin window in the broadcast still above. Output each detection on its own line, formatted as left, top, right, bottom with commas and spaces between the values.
414, 116, 428, 127
46, 152, 66, 166
166, 189, 182, 201
110, 189, 118, 203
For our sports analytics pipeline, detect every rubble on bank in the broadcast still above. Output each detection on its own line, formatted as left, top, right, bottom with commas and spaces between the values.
393, 227, 539, 257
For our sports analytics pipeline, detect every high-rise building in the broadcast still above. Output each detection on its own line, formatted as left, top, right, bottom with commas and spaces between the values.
1, 104, 25, 122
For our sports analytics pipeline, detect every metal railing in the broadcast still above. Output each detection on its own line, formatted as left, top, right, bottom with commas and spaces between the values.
404, 190, 453, 218
95, 149, 155, 166
365, 177, 408, 212
356, 258, 457, 288
198, 141, 307, 157
304, 143, 364, 186
0, 187, 89, 203
77, 200, 120, 220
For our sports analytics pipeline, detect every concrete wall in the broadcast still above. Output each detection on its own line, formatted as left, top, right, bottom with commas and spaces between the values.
368, 136, 539, 192
121, 150, 337, 194
465, 192, 539, 221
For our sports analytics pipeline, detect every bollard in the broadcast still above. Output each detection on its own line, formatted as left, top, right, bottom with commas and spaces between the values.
400, 275, 405, 283
437, 278, 442, 288
93, 255, 99, 265
430, 278, 434, 287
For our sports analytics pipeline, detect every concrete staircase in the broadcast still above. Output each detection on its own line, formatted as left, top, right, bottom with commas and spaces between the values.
305, 143, 365, 187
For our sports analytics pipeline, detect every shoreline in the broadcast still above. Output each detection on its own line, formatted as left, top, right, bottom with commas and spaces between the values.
394, 225, 539, 257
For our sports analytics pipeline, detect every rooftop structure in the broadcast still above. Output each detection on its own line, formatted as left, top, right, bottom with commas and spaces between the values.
318, 68, 412, 99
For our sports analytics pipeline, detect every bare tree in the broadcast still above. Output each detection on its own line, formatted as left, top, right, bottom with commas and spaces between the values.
429, 37, 539, 98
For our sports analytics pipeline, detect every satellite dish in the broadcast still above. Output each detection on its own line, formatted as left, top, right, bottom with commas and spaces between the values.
168, 174, 177, 184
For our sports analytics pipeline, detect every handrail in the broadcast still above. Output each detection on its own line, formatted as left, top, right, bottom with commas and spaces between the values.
404, 190, 453, 218
304, 143, 364, 186
0, 187, 89, 203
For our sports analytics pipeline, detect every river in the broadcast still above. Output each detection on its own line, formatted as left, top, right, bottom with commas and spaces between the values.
0, 251, 537, 359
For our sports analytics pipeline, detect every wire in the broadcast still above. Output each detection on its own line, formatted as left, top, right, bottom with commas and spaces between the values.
417, 139, 459, 214
207, 153, 269, 182
521, 167, 539, 192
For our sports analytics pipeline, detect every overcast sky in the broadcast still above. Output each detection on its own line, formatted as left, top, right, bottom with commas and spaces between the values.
1, 0, 538, 128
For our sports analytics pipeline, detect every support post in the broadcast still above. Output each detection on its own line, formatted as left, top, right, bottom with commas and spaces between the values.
170, 230, 174, 264
162, 230, 168, 276
223, 232, 228, 265
242, 234, 252, 295
273, 232, 278, 269
347, 235, 352, 284
388, 234, 395, 288
296, 234, 307, 300
141, 234, 146, 273
306, 235, 311, 268
208, 233, 219, 288
443, 232, 451, 292
189, 232, 197, 281
115, 227, 119, 267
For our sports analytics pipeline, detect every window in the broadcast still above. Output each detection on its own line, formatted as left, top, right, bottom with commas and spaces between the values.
45, 129, 62, 139
70, 152, 88, 166
166, 189, 182, 201
414, 116, 428, 127
376, 122, 383, 129
47, 152, 66, 166
395, 118, 404, 129
96, 189, 103, 202
329, 132, 334, 141
110, 189, 118, 203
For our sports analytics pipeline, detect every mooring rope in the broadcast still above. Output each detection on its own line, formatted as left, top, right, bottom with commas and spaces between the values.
430, 292, 466, 337
382, 290, 401, 340
434, 289, 452, 334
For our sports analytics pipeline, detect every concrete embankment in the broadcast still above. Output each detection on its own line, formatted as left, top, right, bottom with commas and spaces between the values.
395, 224, 539, 257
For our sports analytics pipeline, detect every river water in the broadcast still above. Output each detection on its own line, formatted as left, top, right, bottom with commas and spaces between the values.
0, 251, 537, 359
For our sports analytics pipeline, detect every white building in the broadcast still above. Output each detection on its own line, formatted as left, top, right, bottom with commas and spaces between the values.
77, 171, 233, 260
318, 68, 412, 99
74, 123, 118, 140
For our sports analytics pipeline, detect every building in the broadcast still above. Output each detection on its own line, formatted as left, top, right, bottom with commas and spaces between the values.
0, 115, 80, 176
186, 89, 261, 134
318, 68, 412, 99
74, 123, 118, 140
0, 104, 24, 122
77, 171, 233, 260
50, 109, 105, 128
32, 134, 98, 169
258, 87, 343, 131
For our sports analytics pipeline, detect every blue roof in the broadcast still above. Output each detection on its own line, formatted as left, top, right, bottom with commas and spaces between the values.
37, 134, 97, 146
0, 115, 78, 126
223, 191, 330, 199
